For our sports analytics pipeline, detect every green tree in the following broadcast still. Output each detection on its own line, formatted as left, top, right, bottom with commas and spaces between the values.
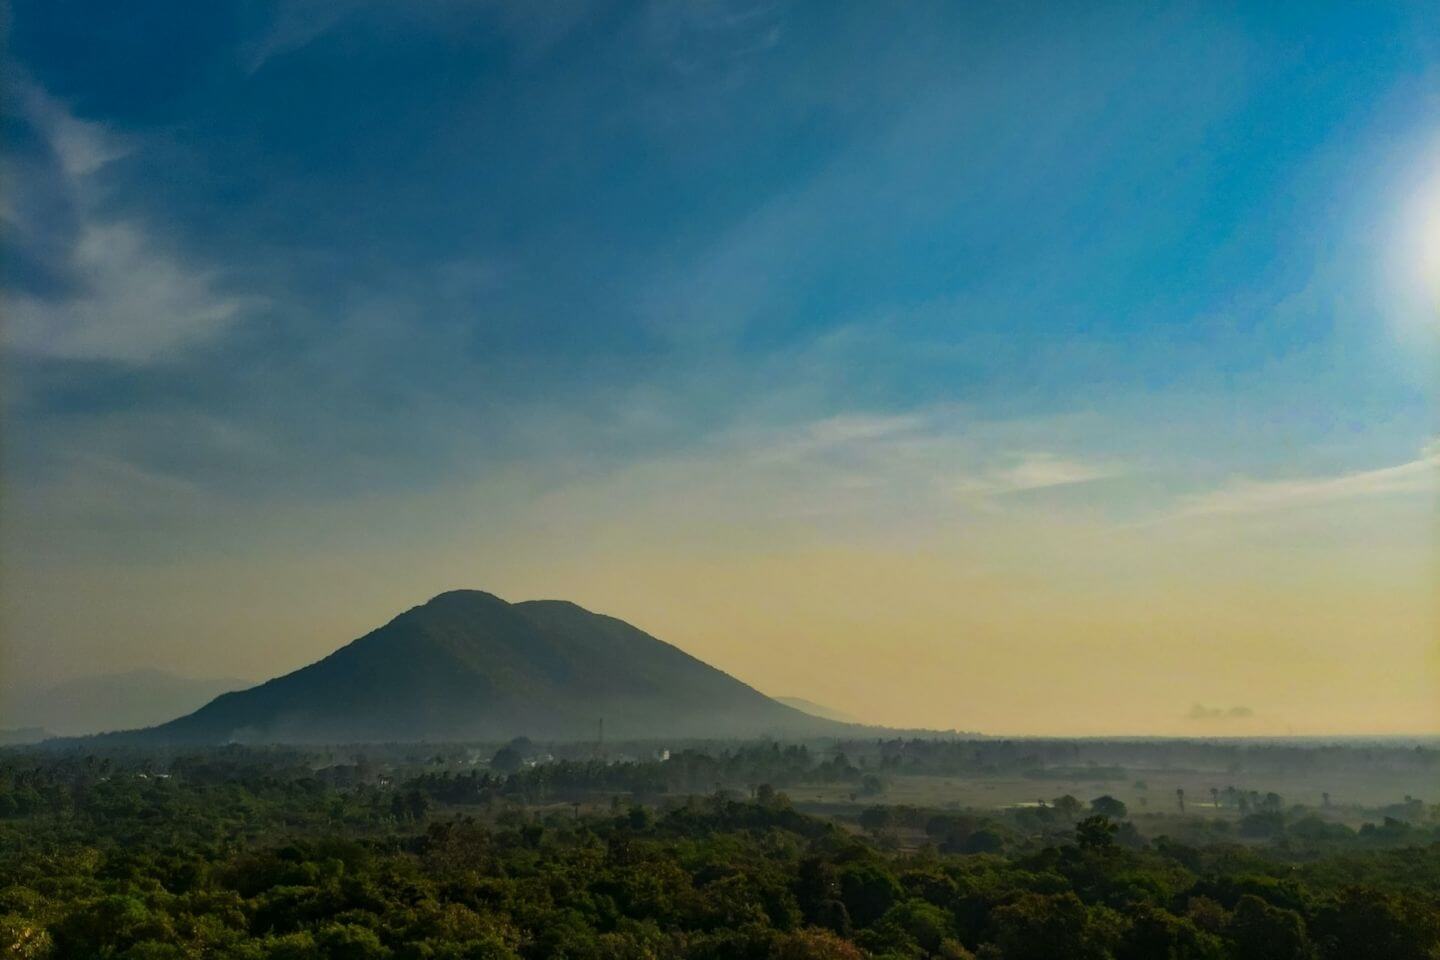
1075, 815, 1118, 851
858, 806, 894, 837
986, 892, 1116, 960
489, 746, 523, 775
1052, 795, 1083, 819
1226, 895, 1314, 960
1118, 905, 1225, 960
838, 862, 903, 927
1311, 887, 1440, 960
1090, 795, 1128, 819
772, 928, 864, 960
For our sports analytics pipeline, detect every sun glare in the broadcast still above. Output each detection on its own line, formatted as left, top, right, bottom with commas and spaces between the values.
1395, 153, 1440, 334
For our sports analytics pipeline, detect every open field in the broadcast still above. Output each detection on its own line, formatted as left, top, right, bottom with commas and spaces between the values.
785, 766, 1434, 821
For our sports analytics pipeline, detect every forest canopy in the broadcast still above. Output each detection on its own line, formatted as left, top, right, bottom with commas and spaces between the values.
1, 741, 1437, 959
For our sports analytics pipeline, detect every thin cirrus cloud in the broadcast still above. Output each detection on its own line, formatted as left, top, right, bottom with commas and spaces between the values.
712, 412, 1131, 528
953, 452, 1123, 500
239, 2, 356, 74
20, 82, 129, 177
742, 413, 1121, 498
3, 83, 245, 364
6, 223, 244, 363
1172, 441, 1439, 520
1187, 703, 1255, 721
986, 453, 1120, 493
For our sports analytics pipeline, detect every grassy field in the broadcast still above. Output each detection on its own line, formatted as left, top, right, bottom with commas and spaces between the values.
783, 766, 1432, 823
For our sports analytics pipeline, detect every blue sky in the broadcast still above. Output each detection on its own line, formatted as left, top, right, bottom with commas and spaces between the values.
3, 2, 1436, 733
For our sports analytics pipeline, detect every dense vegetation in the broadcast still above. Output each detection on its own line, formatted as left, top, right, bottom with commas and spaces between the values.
2, 746, 1437, 959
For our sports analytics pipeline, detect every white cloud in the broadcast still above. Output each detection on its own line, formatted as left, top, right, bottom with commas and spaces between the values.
39, 109, 128, 177
18, 80, 132, 177
570, 406, 1128, 530
952, 451, 1122, 500
1187, 703, 1255, 721
3, 82, 244, 364
7, 224, 242, 362
1173, 443, 1439, 519
987, 452, 1118, 492
743, 412, 928, 465
241, 1, 355, 73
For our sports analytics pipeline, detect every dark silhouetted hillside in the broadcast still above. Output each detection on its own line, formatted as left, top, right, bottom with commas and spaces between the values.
131, 591, 842, 744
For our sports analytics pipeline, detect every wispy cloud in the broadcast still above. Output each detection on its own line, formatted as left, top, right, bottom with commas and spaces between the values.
24, 84, 131, 177
1173, 443, 1439, 519
7, 224, 243, 363
965, 452, 1122, 496
241, 1, 360, 74
1187, 703, 1255, 721
3, 81, 245, 363
745, 413, 928, 464
582, 407, 1131, 530
646, 0, 786, 77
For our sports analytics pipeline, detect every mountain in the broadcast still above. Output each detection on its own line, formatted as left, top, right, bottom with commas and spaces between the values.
129, 590, 844, 744
774, 696, 860, 724
2, 670, 253, 737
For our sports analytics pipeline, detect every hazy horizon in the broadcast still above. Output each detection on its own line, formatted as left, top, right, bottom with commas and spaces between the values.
3, 2, 1437, 738
9, 656, 1440, 740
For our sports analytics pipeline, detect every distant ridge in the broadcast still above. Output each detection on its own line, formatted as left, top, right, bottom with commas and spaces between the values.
2, 670, 252, 737
0, 728, 50, 747
774, 697, 861, 724
120, 590, 847, 744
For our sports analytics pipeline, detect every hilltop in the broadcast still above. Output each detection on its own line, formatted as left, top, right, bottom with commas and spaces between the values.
126, 590, 843, 744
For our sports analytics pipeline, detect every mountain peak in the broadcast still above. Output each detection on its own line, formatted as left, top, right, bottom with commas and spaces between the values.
129, 591, 839, 744
399, 590, 515, 629
421, 589, 509, 608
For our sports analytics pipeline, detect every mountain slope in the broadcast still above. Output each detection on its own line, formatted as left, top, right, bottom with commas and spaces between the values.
138, 590, 840, 744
